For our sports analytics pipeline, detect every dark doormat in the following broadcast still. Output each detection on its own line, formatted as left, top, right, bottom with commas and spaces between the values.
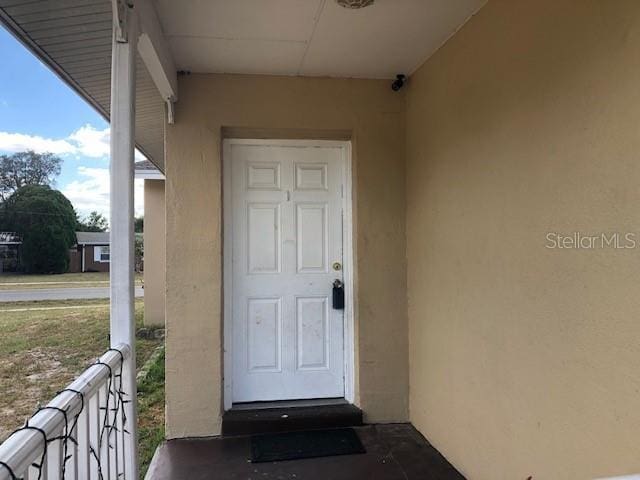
250, 428, 366, 463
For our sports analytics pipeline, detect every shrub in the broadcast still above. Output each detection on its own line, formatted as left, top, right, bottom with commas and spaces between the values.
1, 185, 77, 273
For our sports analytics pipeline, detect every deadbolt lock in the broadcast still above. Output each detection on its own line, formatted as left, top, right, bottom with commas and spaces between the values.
332, 262, 342, 271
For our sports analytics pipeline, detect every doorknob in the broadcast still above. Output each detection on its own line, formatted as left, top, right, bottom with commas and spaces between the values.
332, 279, 344, 310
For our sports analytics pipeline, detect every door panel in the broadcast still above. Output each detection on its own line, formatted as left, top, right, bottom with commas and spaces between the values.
295, 163, 328, 190
296, 203, 328, 273
247, 203, 280, 274
229, 143, 345, 402
247, 297, 282, 372
296, 296, 330, 370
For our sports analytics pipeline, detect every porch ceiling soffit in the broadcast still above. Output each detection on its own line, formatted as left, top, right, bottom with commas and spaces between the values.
154, 0, 487, 79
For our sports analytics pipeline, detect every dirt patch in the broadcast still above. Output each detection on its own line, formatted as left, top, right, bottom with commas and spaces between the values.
0, 299, 161, 444
0, 347, 78, 441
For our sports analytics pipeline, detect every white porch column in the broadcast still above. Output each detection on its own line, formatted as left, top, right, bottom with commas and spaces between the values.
110, 1, 138, 478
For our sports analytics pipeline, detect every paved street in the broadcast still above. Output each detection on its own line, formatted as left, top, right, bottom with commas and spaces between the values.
0, 286, 144, 302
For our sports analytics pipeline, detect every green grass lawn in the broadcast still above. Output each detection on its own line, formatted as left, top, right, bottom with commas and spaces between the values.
138, 349, 165, 478
0, 272, 143, 289
0, 299, 164, 477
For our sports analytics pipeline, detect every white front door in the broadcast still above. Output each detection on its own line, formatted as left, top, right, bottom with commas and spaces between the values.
226, 140, 346, 403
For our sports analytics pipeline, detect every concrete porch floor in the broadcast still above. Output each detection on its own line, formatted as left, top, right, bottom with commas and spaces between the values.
145, 423, 465, 480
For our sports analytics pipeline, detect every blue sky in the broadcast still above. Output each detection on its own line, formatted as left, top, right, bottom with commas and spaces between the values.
0, 25, 144, 220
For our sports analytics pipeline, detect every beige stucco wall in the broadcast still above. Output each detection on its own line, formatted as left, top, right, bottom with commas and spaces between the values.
165, 74, 408, 438
406, 0, 640, 478
143, 179, 166, 327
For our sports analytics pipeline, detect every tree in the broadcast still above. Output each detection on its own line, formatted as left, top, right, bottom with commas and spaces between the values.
1, 185, 77, 273
135, 235, 144, 272
0, 151, 62, 201
77, 211, 109, 232
134, 216, 143, 233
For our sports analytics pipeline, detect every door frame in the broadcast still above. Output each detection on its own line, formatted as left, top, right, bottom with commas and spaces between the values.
222, 138, 355, 411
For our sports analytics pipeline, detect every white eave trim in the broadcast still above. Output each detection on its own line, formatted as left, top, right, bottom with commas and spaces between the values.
135, 169, 165, 180
136, 0, 177, 121
0, 7, 108, 121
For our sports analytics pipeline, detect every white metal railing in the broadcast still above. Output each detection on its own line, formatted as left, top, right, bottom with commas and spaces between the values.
0, 344, 133, 480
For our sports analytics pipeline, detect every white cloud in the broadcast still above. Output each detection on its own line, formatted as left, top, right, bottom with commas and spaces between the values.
68, 124, 110, 158
1, 124, 149, 222
62, 166, 145, 221
0, 131, 76, 155
0, 124, 147, 160
62, 167, 109, 217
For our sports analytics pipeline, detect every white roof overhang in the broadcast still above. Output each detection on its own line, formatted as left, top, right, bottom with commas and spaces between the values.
0, 0, 166, 171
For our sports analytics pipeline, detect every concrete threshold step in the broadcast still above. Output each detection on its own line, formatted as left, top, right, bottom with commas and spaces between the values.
222, 401, 363, 436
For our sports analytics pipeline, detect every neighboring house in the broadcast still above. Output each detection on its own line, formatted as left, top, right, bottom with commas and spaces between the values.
2, 2, 640, 480
69, 232, 110, 273
0, 232, 21, 273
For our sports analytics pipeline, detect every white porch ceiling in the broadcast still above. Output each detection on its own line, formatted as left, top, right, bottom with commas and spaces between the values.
0, 0, 486, 171
155, 0, 486, 79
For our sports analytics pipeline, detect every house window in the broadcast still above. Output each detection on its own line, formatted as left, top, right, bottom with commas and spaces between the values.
94, 246, 110, 263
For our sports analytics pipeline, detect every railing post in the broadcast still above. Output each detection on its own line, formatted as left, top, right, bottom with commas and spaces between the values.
110, 0, 138, 478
